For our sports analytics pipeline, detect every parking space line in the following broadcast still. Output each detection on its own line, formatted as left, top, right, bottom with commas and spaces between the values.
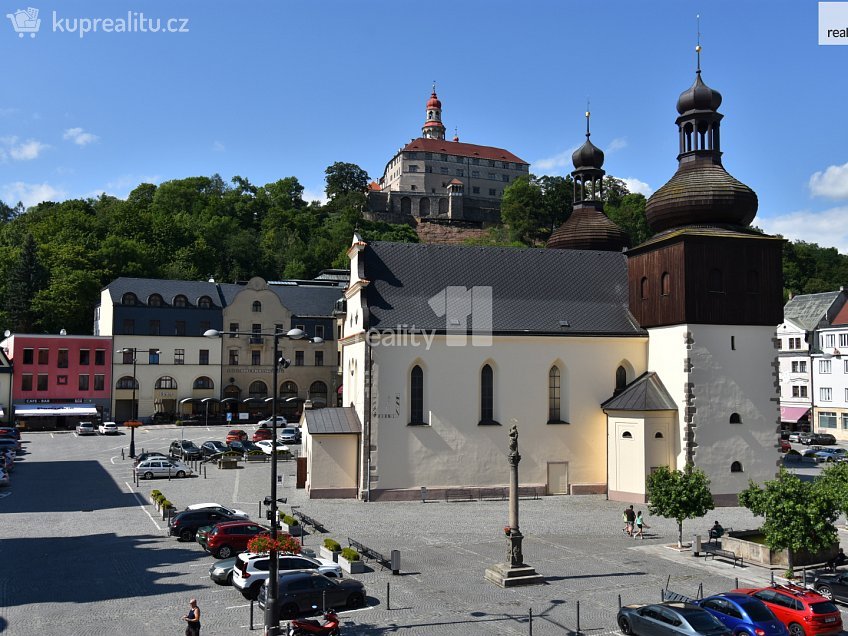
232, 469, 240, 504
124, 481, 162, 530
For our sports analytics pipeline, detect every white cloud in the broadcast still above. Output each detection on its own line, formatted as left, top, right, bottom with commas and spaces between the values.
621, 177, 653, 197
531, 147, 578, 175
212, 140, 225, 152
809, 162, 848, 199
63, 127, 99, 146
760, 206, 848, 254
302, 187, 328, 205
607, 137, 627, 153
9, 139, 49, 161
1, 182, 67, 208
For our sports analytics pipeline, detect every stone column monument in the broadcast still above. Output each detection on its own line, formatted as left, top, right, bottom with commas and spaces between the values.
485, 424, 544, 587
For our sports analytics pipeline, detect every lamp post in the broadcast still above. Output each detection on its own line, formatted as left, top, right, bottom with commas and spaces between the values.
204, 327, 321, 636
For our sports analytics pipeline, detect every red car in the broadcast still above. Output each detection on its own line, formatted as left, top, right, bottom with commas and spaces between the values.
252, 428, 272, 442
226, 429, 248, 443
733, 585, 842, 636
205, 520, 270, 559
779, 439, 791, 453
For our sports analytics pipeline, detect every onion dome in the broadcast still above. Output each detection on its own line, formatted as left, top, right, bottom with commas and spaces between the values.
572, 138, 604, 170
676, 72, 722, 114
547, 206, 629, 251
426, 91, 441, 110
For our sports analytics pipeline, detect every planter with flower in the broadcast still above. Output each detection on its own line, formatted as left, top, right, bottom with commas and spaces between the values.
280, 514, 301, 536
338, 546, 364, 574
247, 534, 301, 555
320, 538, 342, 562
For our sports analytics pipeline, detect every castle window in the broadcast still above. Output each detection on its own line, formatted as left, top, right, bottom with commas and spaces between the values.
479, 364, 497, 425
410, 365, 424, 425
729, 413, 742, 424
730, 461, 743, 473
615, 366, 627, 395
548, 366, 561, 423
707, 268, 724, 293
661, 272, 670, 296
640, 277, 648, 300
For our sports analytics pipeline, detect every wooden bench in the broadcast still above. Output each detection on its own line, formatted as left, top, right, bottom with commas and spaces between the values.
348, 537, 389, 569
445, 488, 475, 502
292, 510, 327, 533
704, 545, 743, 567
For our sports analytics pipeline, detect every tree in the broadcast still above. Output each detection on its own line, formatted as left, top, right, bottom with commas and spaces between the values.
646, 464, 714, 547
536, 175, 573, 235
606, 193, 652, 246
324, 162, 369, 200
501, 175, 545, 245
4, 233, 47, 332
739, 467, 840, 574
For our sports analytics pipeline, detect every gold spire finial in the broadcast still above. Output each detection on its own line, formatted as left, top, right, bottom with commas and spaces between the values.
696, 14, 702, 73
585, 99, 591, 138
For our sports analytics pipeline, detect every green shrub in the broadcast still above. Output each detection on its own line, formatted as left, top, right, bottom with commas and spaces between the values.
150, 489, 161, 498
161, 499, 172, 508
323, 538, 341, 552
282, 514, 299, 526
341, 547, 360, 562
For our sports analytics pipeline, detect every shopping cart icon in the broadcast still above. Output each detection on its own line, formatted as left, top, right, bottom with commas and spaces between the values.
6, 7, 41, 38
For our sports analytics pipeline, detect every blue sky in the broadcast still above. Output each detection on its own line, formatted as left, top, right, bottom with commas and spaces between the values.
1, 0, 847, 252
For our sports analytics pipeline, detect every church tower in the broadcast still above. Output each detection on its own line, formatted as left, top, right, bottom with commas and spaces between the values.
421, 84, 446, 140
627, 42, 783, 504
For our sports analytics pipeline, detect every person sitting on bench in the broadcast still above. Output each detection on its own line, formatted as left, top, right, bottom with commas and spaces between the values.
709, 521, 725, 542
827, 548, 847, 572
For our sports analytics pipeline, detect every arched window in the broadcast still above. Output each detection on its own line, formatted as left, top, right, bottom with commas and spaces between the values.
615, 366, 627, 395
280, 381, 298, 400
223, 384, 240, 399
622, 431, 633, 439
148, 293, 164, 307
155, 376, 177, 390
198, 296, 212, 308
548, 366, 561, 422
707, 268, 724, 293
729, 413, 742, 424
730, 461, 743, 473
747, 269, 760, 293
640, 277, 648, 300
401, 197, 411, 215
654, 432, 664, 438
122, 292, 138, 306
116, 376, 138, 390
309, 381, 328, 404
661, 272, 670, 296
248, 381, 268, 398
193, 376, 214, 390
252, 301, 262, 313
173, 295, 188, 307
419, 197, 430, 217
480, 364, 495, 424
410, 365, 424, 424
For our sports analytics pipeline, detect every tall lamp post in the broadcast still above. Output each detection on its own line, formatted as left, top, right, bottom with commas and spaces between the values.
118, 347, 157, 458
204, 327, 321, 636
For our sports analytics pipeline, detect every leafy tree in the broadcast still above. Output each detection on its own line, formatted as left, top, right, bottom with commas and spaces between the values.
537, 175, 573, 235
646, 464, 714, 547
4, 234, 47, 332
501, 175, 545, 245
739, 468, 840, 574
324, 162, 369, 199
815, 462, 848, 522
606, 193, 652, 246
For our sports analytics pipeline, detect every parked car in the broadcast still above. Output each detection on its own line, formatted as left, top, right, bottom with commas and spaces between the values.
98, 421, 119, 435
168, 509, 244, 542
200, 441, 229, 458
226, 429, 248, 443
812, 570, 848, 602
732, 585, 842, 636
779, 439, 792, 453
133, 451, 168, 466
134, 458, 193, 480
209, 555, 240, 585
279, 427, 301, 444
255, 440, 290, 455
258, 571, 365, 620
228, 440, 262, 454
696, 593, 788, 636
185, 502, 249, 518
800, 433, 836, 446
76, 421, 96, 435
618, 602, 730, 636
204, 521, 271, 558
0, 438, 22, 453
0, 426, 21, 440
233, 552, 343, 600
788, 432, 803, 443
252, 428, 273, 442
258, 416, 288, 428
169, 439, 203, 460
804, 448, 847, 463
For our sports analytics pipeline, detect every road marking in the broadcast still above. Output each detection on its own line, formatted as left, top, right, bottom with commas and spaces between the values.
232, 467, 241, 504
228, 603, 251, 609
124, 481, 162, 530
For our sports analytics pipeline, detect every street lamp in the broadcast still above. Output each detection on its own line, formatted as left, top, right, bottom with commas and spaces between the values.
204, 327, 322, 636
117, 347, 159, 458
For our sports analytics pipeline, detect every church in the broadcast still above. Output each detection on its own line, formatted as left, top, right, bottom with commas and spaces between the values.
301, 50, 784, 505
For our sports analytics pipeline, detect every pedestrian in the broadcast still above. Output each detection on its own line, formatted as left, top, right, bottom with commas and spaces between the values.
635, 510, 649, 539
622, 509, 629, 535
624, 505, 635, 537
182, 598, 201, 636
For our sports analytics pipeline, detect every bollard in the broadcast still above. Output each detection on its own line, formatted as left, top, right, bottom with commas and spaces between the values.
323, 590, 327, 613
259, 500, 262, 519
203, 464, 207, 479
771, 570, 775, 585
576, 600, 581, 635
735, 577, 739, 589
803, 567, 807, 586
249, 599, 254, 630
386, 581, 390, 610
529, 607, 533, 635
618, 594, 622, 609
122, 448, 125, 460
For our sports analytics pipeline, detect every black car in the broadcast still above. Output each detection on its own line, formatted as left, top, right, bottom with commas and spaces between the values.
200, 440, 229, 458
257, 571, 366, 620
813, 570, 848, 602
800, 432, 837, 445
168, 509, 243, 542
169, 439, 203, 460
228, 440, 261, 454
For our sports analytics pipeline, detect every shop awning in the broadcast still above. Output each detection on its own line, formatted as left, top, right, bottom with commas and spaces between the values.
14, 404, 98, 417
780, 406, 811, 423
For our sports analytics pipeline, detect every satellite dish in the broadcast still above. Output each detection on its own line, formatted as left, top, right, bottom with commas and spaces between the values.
3, 330, 9, 338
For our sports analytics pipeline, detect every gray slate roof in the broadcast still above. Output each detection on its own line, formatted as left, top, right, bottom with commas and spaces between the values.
304, 408, 361, 435
103, 277, 240, 308
601, 372, 677, 411
364, 242, 644, 336
269, 284, 344, 318
783, 291, 846, 331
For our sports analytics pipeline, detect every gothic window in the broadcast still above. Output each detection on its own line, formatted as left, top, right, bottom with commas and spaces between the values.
640, 277, 648, 300
480, 364, 496, 424
410, 365, 424, 425
661, 272, 670, 296
548, 366, 561, 422
615, 366, 627, 396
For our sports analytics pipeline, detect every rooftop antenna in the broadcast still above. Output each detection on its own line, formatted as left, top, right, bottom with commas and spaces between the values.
696, 14, 702, 73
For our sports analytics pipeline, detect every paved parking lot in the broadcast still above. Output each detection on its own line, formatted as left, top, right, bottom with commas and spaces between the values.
1, 426, 847, 635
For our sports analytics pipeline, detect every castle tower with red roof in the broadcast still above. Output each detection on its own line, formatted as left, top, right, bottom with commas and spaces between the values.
422, 84, 446, 140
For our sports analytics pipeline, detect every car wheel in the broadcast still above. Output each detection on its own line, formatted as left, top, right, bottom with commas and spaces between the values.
176, 470, 186, 478
216, 545, 232, 559
347, 592, 365, 609
280, 603, 299, 619
618, 616, 632, 635
144, 471, 154, 480
226, 572, 233, 586
179, 529, 193, 542
788, 623, 805, 636
816, 585, 833, 600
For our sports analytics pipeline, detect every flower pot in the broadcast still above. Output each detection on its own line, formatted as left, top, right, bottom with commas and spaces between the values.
338, 555, 364, 574
280, 522, 301, 536
320, 546, 340, 562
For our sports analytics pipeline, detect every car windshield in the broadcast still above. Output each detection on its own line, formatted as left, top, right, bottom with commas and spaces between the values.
684, 611, 724, 631
810, 601, 839, 614
739, 602, 774, 622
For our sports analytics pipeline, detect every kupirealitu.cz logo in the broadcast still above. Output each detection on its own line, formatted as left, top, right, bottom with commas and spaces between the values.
5, 7, 190, 39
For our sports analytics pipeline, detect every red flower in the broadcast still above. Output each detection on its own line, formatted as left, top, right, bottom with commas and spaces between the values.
504, 526, 511, 535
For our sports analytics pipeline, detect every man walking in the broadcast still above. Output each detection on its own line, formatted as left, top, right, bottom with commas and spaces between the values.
624, 505, 636, 537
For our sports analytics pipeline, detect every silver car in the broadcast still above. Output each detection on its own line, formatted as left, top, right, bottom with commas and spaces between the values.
618, 602, 731, 636
134, 458, 193, 479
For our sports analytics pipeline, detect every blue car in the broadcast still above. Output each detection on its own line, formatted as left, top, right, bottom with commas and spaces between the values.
697, 593, 788, 636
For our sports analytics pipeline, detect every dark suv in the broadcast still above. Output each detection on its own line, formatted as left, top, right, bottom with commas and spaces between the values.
169, 509, 243, 541
169, 439, 202, 460
800, 432, 836, 446
257, 571, 366, 620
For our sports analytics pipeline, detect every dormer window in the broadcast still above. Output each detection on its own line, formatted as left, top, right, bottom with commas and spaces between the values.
198, 296, 212, 309
173, 295, 188, 308
122, 292, 138, 306
148, 294, 164, 307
